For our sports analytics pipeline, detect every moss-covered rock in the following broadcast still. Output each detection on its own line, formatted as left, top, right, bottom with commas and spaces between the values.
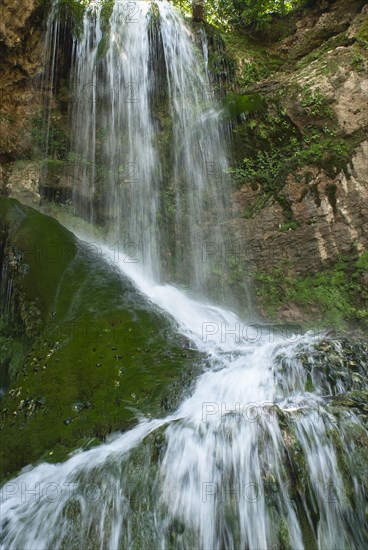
253, 253, 368, 329
0, 198, 203, 478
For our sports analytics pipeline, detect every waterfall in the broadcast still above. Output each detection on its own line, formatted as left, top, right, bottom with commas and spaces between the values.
1, 2, 367, 549
69, 0, 231, 297
41, 1, 61, 161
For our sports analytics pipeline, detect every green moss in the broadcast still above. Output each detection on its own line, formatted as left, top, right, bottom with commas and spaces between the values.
0, 198, 202, 479
222, 32, 283, 88
8, 210, 76, 323
296, 32, 351, 70
300, 88, 333, 119
96, 34, 109, 58
356, 251, 368, 271
254, 253, 368, 328
55, 0, 87, 37
224, 93, 265, 118
279, 221, 300, 232
100, 0, 115, 33
148, 1, 161, 31
0, 317, 27, 384
351, 51, 366, 71
357, 16, 368, 49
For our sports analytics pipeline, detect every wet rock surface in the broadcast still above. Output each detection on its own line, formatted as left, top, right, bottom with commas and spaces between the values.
0, 198, 204, 478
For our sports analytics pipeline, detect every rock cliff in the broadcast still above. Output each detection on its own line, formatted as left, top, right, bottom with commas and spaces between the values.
0, 0, 46, 162
220, 0, 368, 324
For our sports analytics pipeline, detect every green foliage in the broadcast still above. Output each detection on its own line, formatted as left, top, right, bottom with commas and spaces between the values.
229, 124, 351, 222
295, 137, 350, 174
55, 0, 88, 36
239, 58, 281, 87
172, 0, 308, 30
279, 220, 300, 231
356, 251, 368, 271
234, 0, 306, 29
254, 253, 368, 327
357, 16, 368, 50
351, 52, 366, 72
217, 31, 282, 91
230, 95, 350, 197
229, 149, 288, 191
100, 0, 115, 32
224, 93, 265, 117
296, 32, 351, 70
301, 88, 333, 118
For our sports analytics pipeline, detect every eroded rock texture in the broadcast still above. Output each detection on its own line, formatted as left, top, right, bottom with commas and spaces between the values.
0, 0, 46, 161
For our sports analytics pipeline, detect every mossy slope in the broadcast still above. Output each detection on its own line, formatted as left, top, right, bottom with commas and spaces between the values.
0, 198, 202, 478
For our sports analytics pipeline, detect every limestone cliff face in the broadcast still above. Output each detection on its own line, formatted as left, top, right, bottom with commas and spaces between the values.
226, 0, 368, 284
229, 142, 368, 274
0, 0, 39, 48
0, 0, 46, 161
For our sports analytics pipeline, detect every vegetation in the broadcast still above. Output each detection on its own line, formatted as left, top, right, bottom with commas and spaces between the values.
228, 86, 352, 225
36, 0, 115, 36
357, 15, 368, 49
0, 198, 202, 478
230, 135, 351, 191
0, 317, 26, 384
174, 0, 310, 30
48, 0, 310, 32
254, 252, 368, 327
53, 0, 88, 37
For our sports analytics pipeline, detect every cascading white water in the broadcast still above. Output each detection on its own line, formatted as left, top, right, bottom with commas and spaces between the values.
69, 0, 231, 292
1, 242, 367, 549
1, 2, 367, 549
40, 1, 62, 163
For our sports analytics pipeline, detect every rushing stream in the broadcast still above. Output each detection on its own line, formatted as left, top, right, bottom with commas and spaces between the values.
1, 1, 367, 549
